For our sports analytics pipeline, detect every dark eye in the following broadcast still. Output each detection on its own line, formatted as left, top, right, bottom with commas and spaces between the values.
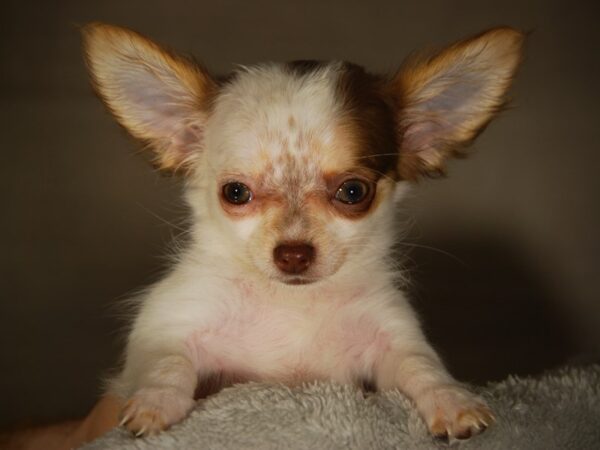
335, 179, 369, 204
222, 182, 253, 205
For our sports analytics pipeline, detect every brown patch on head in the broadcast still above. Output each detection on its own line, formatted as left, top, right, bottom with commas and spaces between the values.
335, 63, 400, 181
285, 60, 329, 77
217, 60, 403, 227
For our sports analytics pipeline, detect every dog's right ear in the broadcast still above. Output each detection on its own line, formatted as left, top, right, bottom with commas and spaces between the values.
82, 23, 216, 173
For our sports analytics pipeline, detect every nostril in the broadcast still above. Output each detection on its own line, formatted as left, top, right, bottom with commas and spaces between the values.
273, 243, 315, 275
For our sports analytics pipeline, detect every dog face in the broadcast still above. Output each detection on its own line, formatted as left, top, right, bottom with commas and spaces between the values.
83, 24, 523, 285
197, 62, 401, 285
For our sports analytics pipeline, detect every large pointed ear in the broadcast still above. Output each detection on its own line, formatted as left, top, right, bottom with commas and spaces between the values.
389, 27, 525, 180
82, 23, 216, 173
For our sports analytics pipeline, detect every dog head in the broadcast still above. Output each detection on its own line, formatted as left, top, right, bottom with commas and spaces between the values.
83, 24, 523, 286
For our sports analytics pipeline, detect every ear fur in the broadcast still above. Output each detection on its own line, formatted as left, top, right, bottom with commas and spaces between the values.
390, 27, 525, 180
81, 23, 216, 173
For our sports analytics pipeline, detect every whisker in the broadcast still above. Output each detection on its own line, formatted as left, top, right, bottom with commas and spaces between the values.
396, 242, 468, 267
352, 152, 400, 160
367, 167, 397, 183
136, 202, 189, 233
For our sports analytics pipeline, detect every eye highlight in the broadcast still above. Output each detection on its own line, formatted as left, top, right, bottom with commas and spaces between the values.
222, 182, 253, 205
335, 179, 370, 204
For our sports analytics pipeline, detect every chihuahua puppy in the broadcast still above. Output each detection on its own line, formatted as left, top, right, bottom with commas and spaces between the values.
82, 23, 523, 441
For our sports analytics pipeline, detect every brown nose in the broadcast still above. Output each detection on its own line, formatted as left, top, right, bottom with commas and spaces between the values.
273, 243, 315, 275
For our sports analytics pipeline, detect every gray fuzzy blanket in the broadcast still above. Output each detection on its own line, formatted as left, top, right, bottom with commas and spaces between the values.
83, 365, 600, 450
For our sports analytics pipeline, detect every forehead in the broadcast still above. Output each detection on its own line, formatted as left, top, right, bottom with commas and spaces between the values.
207, 61, 398, 183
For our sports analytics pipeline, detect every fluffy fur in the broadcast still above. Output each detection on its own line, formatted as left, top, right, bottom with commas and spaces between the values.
82, 23, 524, 441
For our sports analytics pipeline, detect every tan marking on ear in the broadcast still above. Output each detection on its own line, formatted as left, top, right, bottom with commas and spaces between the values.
82, 22, 217, 174
389, 27, 525, 181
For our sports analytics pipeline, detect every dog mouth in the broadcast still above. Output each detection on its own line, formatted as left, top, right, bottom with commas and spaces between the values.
277, 276, 318, 286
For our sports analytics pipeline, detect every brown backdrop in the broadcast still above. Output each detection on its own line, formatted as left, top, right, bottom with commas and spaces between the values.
1, 0, 598, 428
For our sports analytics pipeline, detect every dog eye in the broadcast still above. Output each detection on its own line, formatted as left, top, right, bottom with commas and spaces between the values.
222, 182, 253, 205
335, 179, 369, 204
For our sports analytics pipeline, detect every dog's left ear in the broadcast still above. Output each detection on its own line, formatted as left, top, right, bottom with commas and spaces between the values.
389, 27, 525, 180
82, 23, 216, 172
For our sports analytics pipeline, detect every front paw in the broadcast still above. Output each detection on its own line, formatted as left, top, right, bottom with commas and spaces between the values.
119, 387, 196, 437
417, 385, 495, 441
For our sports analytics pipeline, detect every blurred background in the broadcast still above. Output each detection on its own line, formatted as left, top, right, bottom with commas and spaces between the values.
1, 0, 598, 429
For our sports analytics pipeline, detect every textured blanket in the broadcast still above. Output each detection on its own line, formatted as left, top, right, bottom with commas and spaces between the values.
83, 365, 600, 450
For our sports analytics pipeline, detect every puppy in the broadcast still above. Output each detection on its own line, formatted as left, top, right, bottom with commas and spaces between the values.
82, 23, 523, 441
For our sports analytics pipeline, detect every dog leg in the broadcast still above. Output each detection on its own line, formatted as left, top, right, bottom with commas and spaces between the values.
375, 346, 494, 440
117, 354, 197, 437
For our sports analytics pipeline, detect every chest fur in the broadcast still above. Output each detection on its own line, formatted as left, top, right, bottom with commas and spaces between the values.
184, 282, 389, 384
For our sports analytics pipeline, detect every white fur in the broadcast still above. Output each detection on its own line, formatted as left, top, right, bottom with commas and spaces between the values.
83, 24, 518, 439
112, 65, 490, 439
